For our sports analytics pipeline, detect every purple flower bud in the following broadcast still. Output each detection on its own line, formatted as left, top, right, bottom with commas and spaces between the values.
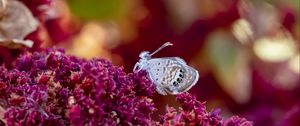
160, 93, 253, 126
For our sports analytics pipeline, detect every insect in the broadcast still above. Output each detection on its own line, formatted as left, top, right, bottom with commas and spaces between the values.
133, 42, 199, 95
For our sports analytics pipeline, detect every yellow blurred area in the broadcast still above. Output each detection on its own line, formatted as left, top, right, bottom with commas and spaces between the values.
289, 54, 300, 74
232, 19, 253, 44
65, 22, 112, 60
253, 31, 296, 62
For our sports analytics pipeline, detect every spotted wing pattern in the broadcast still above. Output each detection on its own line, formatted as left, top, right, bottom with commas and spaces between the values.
146, 57, 199, 95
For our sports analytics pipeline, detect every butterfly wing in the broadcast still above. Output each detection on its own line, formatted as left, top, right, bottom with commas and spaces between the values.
146, 57, 199, 95
176, 65, 199, 93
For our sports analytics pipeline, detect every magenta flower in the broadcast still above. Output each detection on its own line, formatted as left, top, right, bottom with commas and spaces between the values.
0, 49, 252, 126
160, 93, 253, 126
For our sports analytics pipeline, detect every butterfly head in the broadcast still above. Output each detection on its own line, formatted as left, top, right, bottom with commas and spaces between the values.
139, 51, 151, 59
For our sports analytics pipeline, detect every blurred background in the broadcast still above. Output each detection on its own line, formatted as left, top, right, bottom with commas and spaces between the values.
0, 0, 299, 125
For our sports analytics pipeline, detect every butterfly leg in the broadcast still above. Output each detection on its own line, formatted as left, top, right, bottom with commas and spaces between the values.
133, 62, 140, 71
156, 86, 167, 95
134, 59, 149, 71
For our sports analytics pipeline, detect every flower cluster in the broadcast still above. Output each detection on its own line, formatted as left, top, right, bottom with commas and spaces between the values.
160, 93, 253, 126
0, 49, 252, 126
0, 49, 156, 125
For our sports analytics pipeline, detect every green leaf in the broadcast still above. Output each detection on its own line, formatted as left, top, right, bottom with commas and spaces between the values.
205, 31, 251, 103
68, 0, 122, 21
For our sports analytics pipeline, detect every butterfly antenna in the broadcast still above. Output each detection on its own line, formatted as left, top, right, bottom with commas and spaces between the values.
150, 42, 173, 56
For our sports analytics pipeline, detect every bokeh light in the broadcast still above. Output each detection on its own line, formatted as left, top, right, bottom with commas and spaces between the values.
0, 0, 299, 125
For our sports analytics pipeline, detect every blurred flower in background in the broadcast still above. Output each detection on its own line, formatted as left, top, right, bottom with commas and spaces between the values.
0, 0, 299, 125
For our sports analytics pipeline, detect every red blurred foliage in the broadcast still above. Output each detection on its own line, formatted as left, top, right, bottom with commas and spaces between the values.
113, 0, 240, 72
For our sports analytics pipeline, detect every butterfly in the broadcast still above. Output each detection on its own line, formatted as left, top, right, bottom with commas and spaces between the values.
134, 42, 199, 95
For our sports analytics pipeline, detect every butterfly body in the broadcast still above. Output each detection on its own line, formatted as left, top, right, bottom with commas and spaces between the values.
134, 50, 199, 95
